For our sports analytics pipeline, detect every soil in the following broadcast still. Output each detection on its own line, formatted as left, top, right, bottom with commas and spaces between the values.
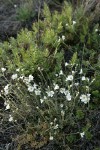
0, 0, 21, 41
0, 0, 43, 41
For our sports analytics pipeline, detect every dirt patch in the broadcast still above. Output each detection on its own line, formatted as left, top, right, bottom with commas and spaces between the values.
0, 0, 22, 41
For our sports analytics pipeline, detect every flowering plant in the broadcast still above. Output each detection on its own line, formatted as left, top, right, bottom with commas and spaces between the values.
0, 1, 99, 149
0, 58, 95, 149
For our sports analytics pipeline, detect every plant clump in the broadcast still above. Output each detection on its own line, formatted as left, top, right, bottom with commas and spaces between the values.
0, 1, 100, 150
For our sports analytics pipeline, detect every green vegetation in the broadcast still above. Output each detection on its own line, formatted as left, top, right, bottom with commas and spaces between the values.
0, 1, 100, 149
16, 0, 36, 22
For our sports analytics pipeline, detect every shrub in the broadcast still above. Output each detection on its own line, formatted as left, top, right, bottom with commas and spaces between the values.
0, 2, 99, 76
16, 0, 36, 22
0, 57, 96, 149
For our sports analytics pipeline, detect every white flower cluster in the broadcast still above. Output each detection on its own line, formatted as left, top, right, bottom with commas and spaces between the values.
40, 96, 47, 104
19, 74, 41, 96
28, 84, 41, 95
60, 88, 71, 101
1, 63, 93, 130
23, 74, 34, 85
66, 75, 73, 81
80, 94, 91, 104
4, 84, 9, 95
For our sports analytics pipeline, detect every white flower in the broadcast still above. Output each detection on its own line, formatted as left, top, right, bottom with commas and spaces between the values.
54, 124, 59, 129
62, 35, 65, 40
82, 76, 86, 81
79, 68, 83, 74
4, 101, 10, 110
5, 103, 10, 110
66, 23, 68, 26
33, 83, 37, 90
44, 96, 47, 100
4, 84, 9, 90
38, 67, 41, 70
60, 104, 64, 108
49, 136, 53, 140
4, 84, 9, 95
11, 74, 17, 80
73, 21, 76, 25
24, 77, 30, 85
54, 84, 59, 90
28, 86, 34, 92
95, 29, 98, 32
4, 101, 7, 106
66, 75, 73, 81
61, 89, 70, 96
60, 88, 66, 94
80, 94, 87, 103
80, 94, 91, 104
46, 91, 54, 97
66, 92, 71, 101
16, 68, 20, 72
87, 94, 91, 99
55, 74, 58, 77
59, 70, 63, 75
61, 110, 65, 116
70, 84, 72, 88
75, 82, 79, 86
54, 118, 57, 122
19, 75, 24, 80
28, 75, 34, 82
40, 99, 44, 103
65, 62, 69, 66
14, 4, 17, 8
9, 115, 13, 122
35, 89, 41, 95
72, 71, 75, 75
50, 122, 53, 125
80, 132, 85, 138
1, 68, 6, 72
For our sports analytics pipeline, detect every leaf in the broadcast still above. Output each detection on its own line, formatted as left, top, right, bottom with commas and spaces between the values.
43, 3, 51, 21
66, 134, 76, 143
85, 131, 93, 140
76, 109, 84, 120
70, 52, 77, 65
